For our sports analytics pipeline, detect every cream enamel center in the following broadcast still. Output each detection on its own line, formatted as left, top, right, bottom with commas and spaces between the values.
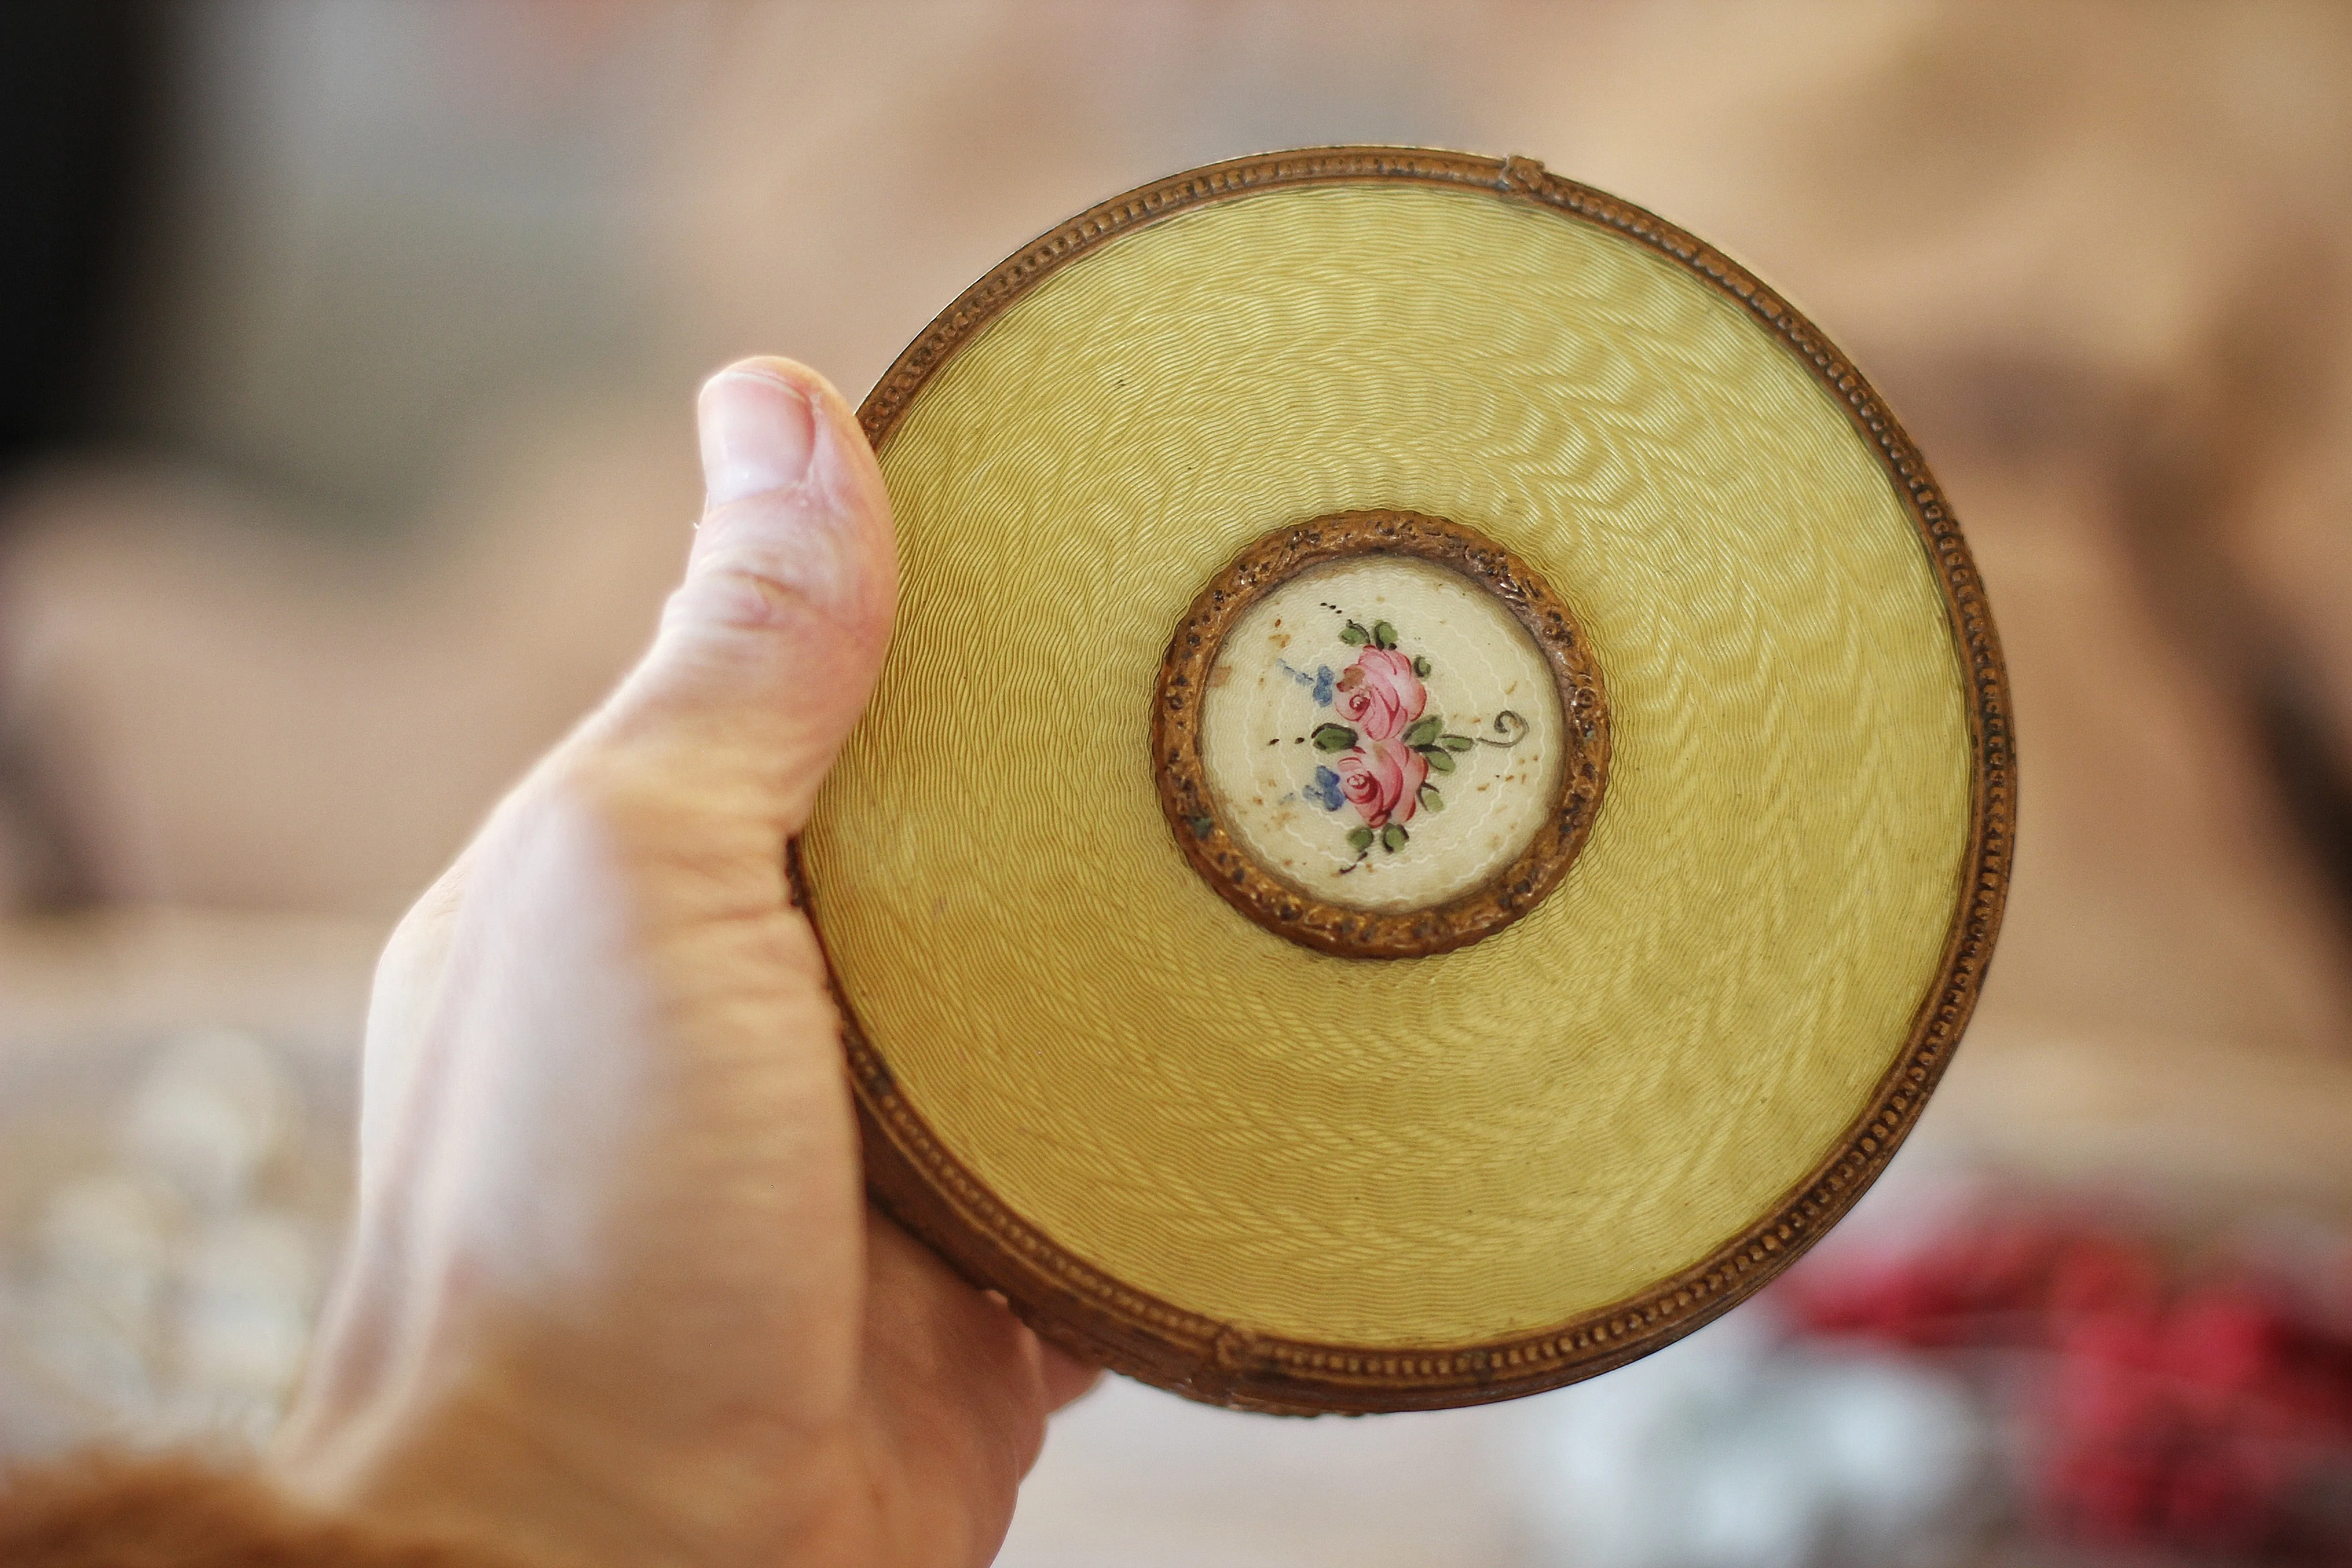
1199, 557, 1565, 911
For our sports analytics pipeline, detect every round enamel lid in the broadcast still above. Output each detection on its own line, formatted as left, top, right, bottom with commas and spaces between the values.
797, 148, 2011, 1412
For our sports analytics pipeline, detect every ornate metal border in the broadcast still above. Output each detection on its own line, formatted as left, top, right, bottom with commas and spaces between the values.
1152, 510, 1608, 959
806, 146, 2014, 1413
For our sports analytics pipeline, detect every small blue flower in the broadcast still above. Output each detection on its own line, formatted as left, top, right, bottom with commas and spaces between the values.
1313, 665, 1336, 706
1308, 765, 1344, 811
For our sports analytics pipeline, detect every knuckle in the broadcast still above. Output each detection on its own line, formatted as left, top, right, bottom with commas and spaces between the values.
671, 519, 862, 635
665, 562, 813, 633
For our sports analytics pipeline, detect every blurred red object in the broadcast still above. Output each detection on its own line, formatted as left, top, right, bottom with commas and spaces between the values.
1782, 1209, 2352, 1556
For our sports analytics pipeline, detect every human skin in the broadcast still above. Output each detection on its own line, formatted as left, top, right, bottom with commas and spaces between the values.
267, 358, 1098, 1568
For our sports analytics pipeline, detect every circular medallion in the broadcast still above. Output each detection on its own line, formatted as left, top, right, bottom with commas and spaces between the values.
1155, 511, 1608, 957
798, 148, 2012, 1414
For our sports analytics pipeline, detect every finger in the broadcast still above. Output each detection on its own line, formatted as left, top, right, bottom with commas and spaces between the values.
584, 357, 897, 836
859, 1217, 1056, 1564
1036, 1341, 1104, 1413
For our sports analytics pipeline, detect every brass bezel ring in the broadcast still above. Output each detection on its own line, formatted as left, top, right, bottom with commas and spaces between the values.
1153, 510, 1609, 959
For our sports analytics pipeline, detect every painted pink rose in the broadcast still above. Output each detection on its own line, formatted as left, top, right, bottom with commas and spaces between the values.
1334, 647, 1426, 742
1334, 739, 1430, 830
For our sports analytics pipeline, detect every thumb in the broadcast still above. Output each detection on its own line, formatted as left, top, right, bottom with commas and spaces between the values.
591, 357, 897, 834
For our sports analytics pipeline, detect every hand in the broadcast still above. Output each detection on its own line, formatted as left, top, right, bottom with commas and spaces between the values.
269, 359, 1098, 1568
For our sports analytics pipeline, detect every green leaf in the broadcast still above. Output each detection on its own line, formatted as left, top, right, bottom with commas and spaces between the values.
1311, 723, 1358, 753
1381, 823, 1409, 853
1440, 734, 1475, 752
1339, 622, 1370, 646
1412, 656, 1431, 676
1401, 716, 1442, 747
1418, 784, 1444, 812
1421, 747, 1456, 773
1345, 826, 1374, 853
1372, 620, 1398, 649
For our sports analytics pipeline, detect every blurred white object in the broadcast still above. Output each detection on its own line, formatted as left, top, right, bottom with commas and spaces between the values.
17, 1175, 173, 1423
0, 1027, 329, 1457
1514, 1308, 1987, 1568
174, 1211, 315, 1400
121, 1026, 291, 1210
34, 1173, 171, 1348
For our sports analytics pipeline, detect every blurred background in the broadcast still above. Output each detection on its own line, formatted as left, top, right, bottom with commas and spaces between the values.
2, 2, 2350, 1563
